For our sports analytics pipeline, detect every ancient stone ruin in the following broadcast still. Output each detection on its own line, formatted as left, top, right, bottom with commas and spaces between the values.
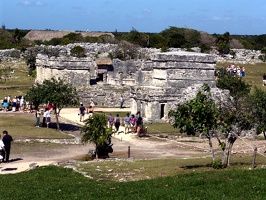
36, 51, 217, 122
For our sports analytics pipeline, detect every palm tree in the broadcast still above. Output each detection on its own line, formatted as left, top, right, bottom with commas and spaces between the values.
81, 114, 113, 158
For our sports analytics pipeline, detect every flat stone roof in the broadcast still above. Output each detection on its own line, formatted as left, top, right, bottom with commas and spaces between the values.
151, 51, 216, 63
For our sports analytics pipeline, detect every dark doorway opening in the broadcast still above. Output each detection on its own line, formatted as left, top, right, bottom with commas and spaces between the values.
96, 74, 104, 82
160, 104, 165, 119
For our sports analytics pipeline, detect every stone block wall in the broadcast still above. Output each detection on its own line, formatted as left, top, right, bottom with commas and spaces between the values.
131, 52, 217, 122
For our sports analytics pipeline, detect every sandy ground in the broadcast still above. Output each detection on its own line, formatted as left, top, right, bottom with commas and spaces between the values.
1, 107, 266, 174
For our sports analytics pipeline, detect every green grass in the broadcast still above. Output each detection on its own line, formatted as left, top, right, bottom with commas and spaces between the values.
0, 164, 266, 199
0, 60, 34, 98
75, 154, 266, 182
0, 113, 74, 139
217, 62, 266, 91
145, 123, 179, 134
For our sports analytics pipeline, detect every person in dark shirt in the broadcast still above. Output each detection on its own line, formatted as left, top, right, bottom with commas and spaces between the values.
2, 130, 13, 163
263, 73, 266, 86
79, 103, 86, 122
136, 116, 143, 137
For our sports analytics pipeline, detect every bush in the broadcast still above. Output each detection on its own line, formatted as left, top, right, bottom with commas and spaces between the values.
70, 46, 86, 58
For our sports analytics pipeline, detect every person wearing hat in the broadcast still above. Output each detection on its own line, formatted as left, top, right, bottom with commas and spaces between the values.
90, 98, 95, 107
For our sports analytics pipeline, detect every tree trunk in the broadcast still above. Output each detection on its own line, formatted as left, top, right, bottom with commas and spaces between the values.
207, 134, 215, 162
54, 107, 61, 130
263, 131, 266, 140
54, 106, 60, 131
214, 131, 227, 165
252, 147, 258, 169
226, 142, 232, 167
55, 113, 60, 130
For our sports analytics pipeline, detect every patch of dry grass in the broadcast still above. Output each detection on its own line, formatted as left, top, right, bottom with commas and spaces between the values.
76, 154, 266, 182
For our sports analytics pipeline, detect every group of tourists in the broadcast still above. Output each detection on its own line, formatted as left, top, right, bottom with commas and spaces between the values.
218, 64, 246, 77
35, 102, 55, 128
1, 94, 26, 112
108, 111, 144, 137
79, 98, 95, 122
0, 130, 13, 163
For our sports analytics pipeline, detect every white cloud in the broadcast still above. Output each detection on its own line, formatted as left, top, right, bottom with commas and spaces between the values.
211, 16, 231, 21
142, 8, 151, 14
19, 1, 46, 7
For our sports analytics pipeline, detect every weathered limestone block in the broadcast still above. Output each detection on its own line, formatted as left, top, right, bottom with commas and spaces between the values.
151, 51, 216, 63
36, 54, 97, 88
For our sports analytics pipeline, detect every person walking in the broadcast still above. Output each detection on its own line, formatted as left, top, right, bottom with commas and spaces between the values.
42, 108, 48, 127
108, 113, 114, 129
45, 108, 52, 128
35, 108, 41, 127
114, 114, 121, 133
124, 113, 131, 134
79, 103, 86, 122
87, 106, 94, 118
1, 130, 13, 163
0, 135, 6, 163
90, 98, 95, 108
120, 96, 124, 109
136, 116, 143, 137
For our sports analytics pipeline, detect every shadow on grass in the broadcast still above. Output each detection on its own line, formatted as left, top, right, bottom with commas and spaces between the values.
46, 122, 81, 132
180, 164, 209, 170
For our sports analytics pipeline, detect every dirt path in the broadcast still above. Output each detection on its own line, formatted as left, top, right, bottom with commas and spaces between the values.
1, 107, 266, 174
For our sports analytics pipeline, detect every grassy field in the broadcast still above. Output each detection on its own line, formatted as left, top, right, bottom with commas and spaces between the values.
0, 113, 74, 139
0, 164, 266, 199
217, 62, 266, 91
0, 60, 34, 98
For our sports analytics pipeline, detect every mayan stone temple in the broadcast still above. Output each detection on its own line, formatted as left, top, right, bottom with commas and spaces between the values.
130, 51, 216, 122
36, 50, 216, 122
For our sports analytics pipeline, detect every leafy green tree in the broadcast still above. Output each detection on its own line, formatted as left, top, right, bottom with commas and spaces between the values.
25, 78, 79, 130
81, 114, 113, 158
25, 54, 36, 71
170, 78, 255, 167
12, 28, 22, 44
161, 27, 186, 48
215, 32, 231, 55
261, 47, 266, 62
183, 29, 201, 47
215, 70, 255, 166
216, 69, 251, 100
113, 40, 140, 60
149, 33, 168, 49
61, 33, 83, 44
0, 28, 15, 49
169, 84, 218, 162
251, 87, 266, 139
254, 34, 266, 50
127, 28, 149, 47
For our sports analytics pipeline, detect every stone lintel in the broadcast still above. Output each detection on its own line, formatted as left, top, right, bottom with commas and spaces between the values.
151, 51, 216, 63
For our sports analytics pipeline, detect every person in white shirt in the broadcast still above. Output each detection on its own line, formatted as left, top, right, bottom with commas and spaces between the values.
44, 108, 52, 128
0, 135, 6, 163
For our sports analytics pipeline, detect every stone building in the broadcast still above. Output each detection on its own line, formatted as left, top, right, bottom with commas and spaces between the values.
130, 51, 216, 122
35, 51, 216, 122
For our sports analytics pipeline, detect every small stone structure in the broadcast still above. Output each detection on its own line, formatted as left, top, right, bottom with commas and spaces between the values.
130, 51, 216, 122
36, 51, 217, 122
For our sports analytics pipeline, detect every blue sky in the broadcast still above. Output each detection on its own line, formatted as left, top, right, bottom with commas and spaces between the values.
1, 0, 266, 35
